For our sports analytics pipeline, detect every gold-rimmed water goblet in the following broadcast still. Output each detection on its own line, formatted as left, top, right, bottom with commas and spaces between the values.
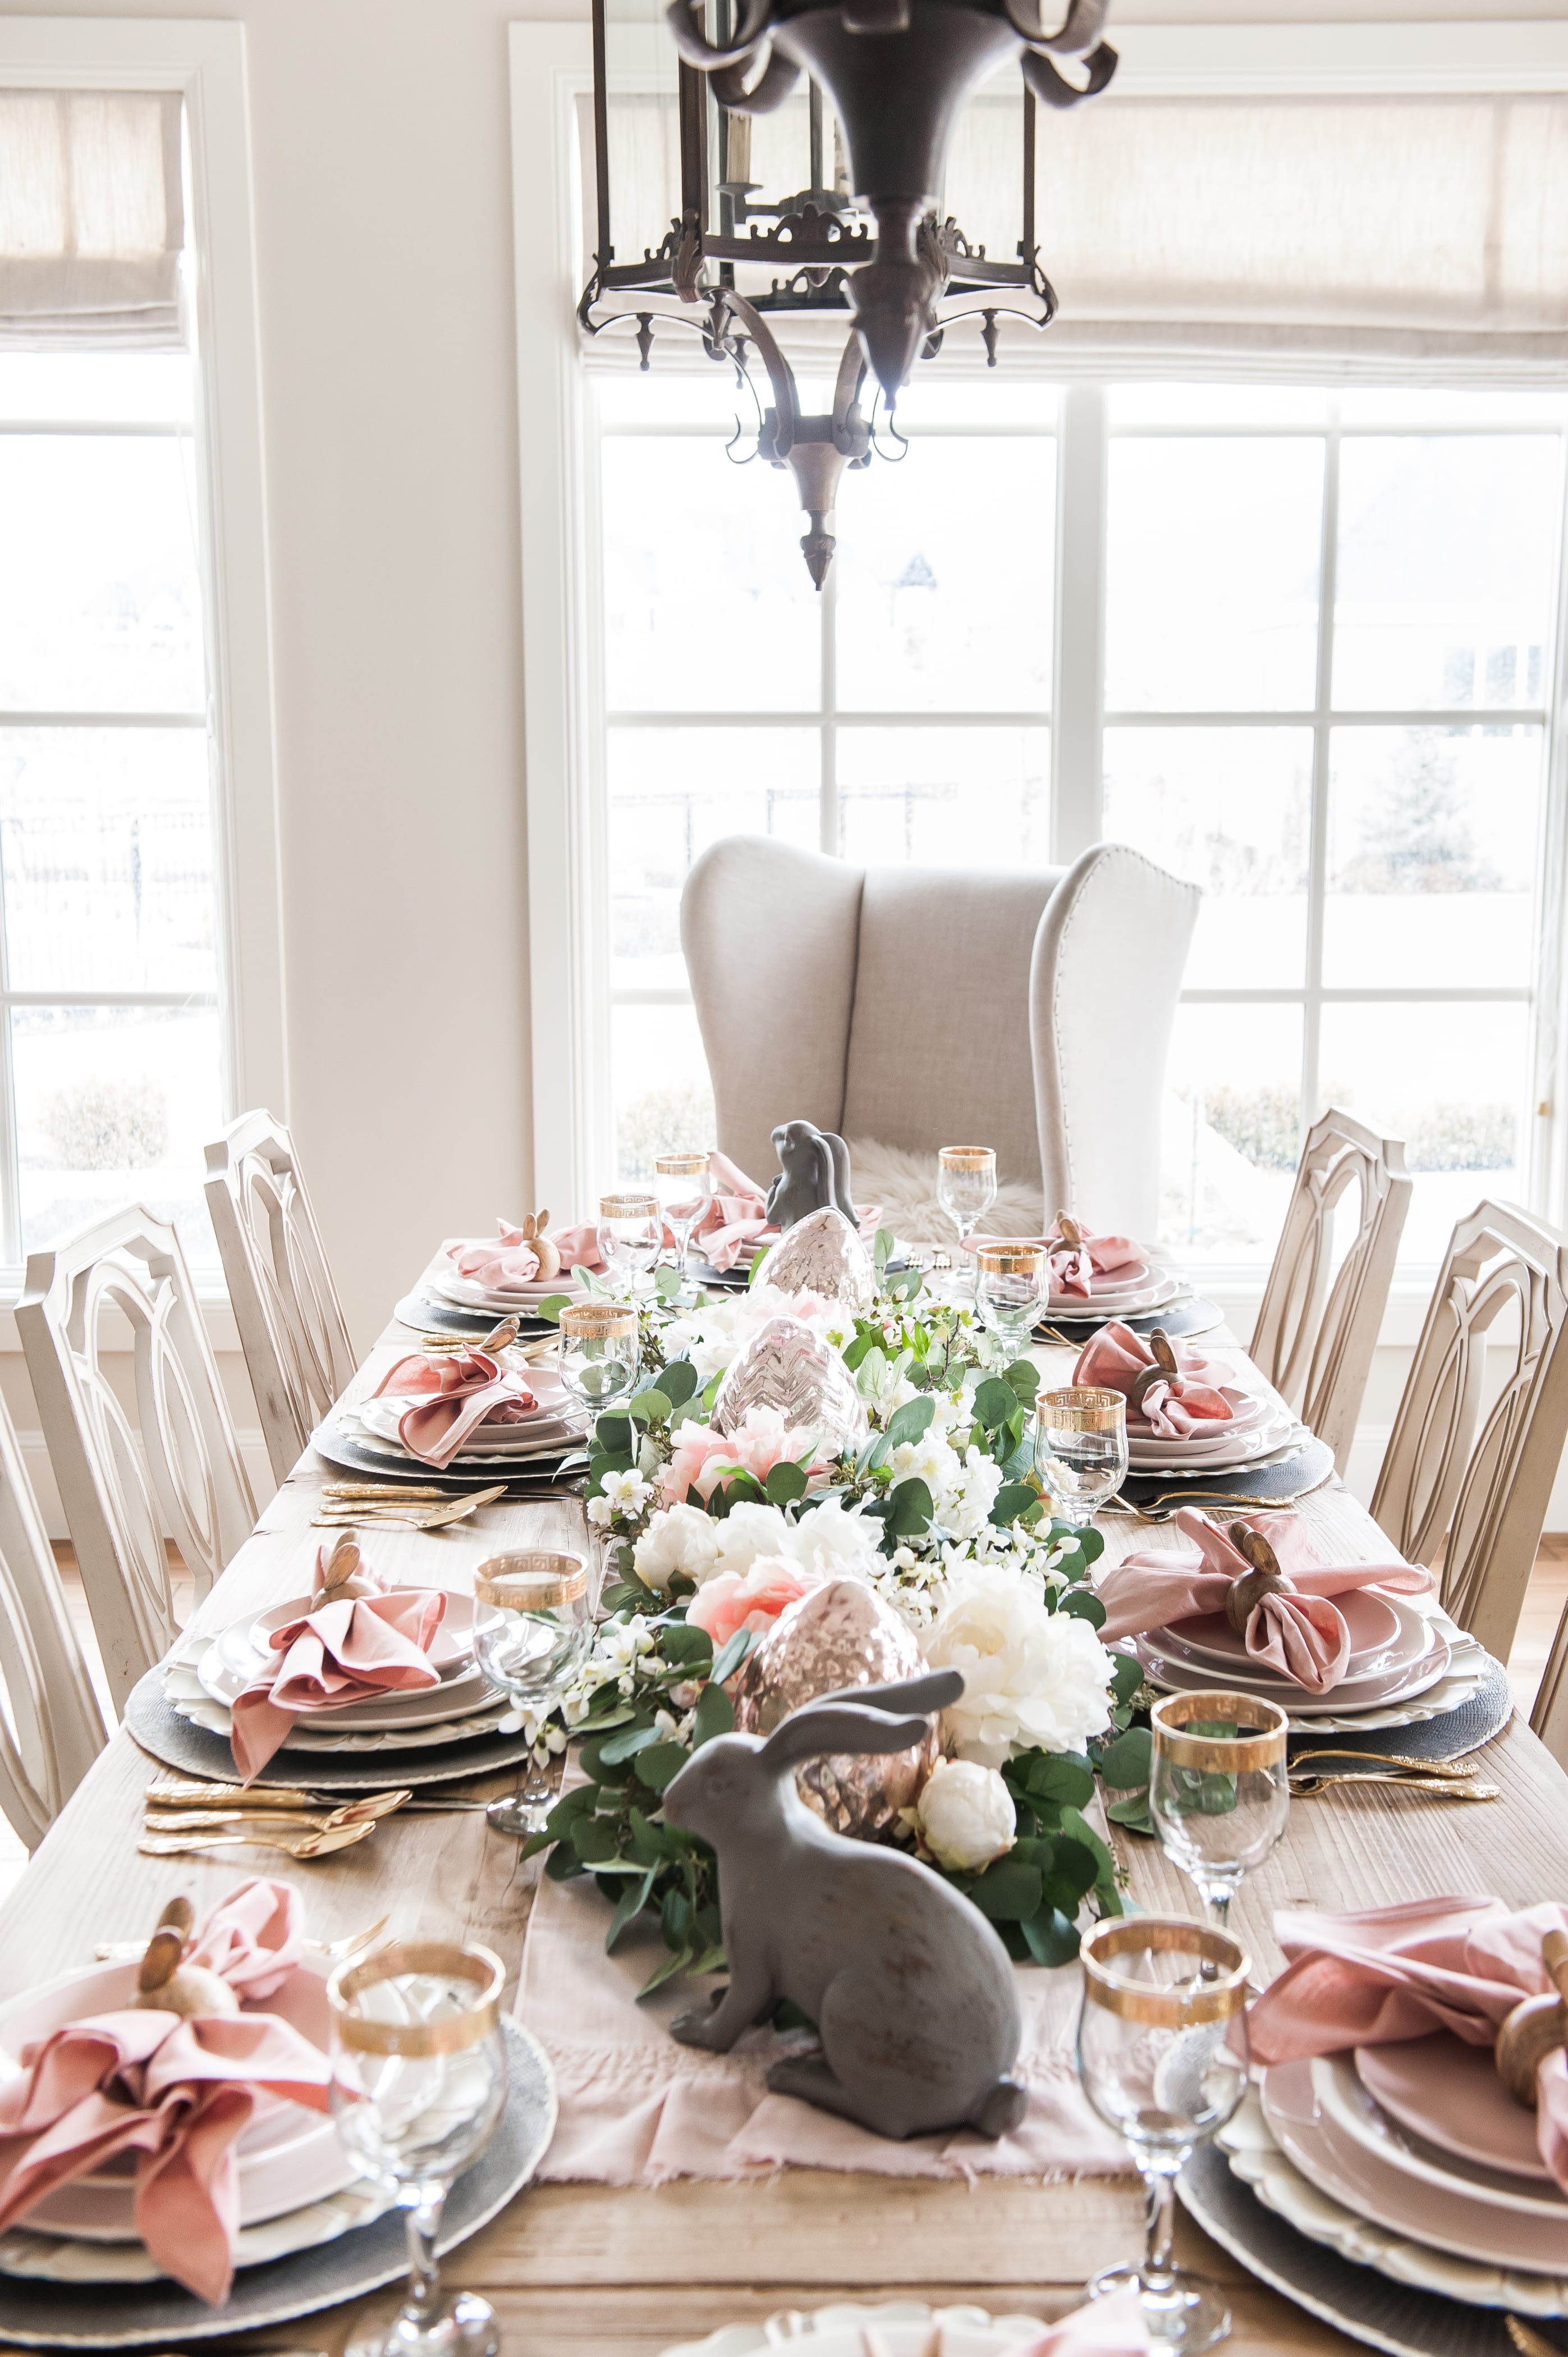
973, 1241, 1046, 1351
595, 1191, 662, 1294
472, 1552, 592, 1837
1036, 1386, 1129, 1526
654, 1151, 712, 1296
938, 1145, 997, 1291
1148, 1690, 1290, 1930
328, 1938, 509, 2357
1076, 1915, 1251, 2354
557, 1300, 639, 1415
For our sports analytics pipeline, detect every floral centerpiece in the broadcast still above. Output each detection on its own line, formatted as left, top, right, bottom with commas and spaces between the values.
524, 1234, 1151, 1994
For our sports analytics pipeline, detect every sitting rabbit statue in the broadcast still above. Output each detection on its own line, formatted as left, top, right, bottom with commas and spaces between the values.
767, 1120, 858, 1232
662, 1671, 1027, 2142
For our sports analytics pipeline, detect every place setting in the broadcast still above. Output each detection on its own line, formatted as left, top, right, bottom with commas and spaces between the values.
940, 1188, 1220, 1347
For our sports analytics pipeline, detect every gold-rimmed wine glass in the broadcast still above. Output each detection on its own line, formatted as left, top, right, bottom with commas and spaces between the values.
1036, 1386, 1129, 1525
938, 1145, 997, 1277
1076, 1915, 1251, 2354
973, 1241, 1046, 1349
328, 1939, 509, 2357
557, 1301, 639, 1412
1149, 1690, 1291, 1929
596, 1191, 662, 1293
473, 1552, 592, 1837
654, 1152, 712, 1290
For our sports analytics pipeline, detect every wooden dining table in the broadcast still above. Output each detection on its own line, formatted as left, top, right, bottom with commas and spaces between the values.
4, 1261, 1564, 2357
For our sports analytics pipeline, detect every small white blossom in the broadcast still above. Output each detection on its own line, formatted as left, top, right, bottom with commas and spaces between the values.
916, 1758, 1017, 1871
600, 1467, 653, 1518
585, 1495, 612, 1527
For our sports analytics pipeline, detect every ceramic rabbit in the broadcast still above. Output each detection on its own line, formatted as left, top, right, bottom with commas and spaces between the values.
766, 1120, 857, 1232
662, 1671, 1027, 2142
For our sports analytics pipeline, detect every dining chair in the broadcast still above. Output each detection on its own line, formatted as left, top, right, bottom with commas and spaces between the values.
680, 837, 1200, 1240
204, 1109, 357, 1485
1249, 1109, 1413, 1475
0, 1388, 106, 1848
17, 1206, 258, 1715
1369, 1197, 1568, 1666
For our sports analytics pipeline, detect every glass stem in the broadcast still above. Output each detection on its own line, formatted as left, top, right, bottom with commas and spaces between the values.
1141, 2161, 1181, 2293
1203, 1882, 1233, 1930
400, 2186, 447, 2325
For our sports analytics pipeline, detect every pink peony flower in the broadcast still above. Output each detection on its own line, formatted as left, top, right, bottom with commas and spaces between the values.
662, 1405, 815, 1504
687, 1556, 813, 1648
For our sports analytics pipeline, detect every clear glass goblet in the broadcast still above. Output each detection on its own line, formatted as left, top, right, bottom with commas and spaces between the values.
938, 1145, 997, 1283
1036, 1386, 1129, 1526
328, 1939, 510, 2357
1148, 1690, 1290, 1929
557, 1301, 639, 1413
654, 1152, 712, 1290
472, 1552, 592, 1836
596, 1191, 662, 1294
1076, 1915, 1251, 2355
973, 1242, 1046, 1351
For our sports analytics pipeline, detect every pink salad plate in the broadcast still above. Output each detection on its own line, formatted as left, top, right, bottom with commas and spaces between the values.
1135, 1621, 1451, 1714
1355, 2034, 1558, 2184
356, 1398, 583, 1456
1262, 2057, 1568, 2271
249, 1589, 475, 1671
434, 1269, 585, 1308
1165, 1586, 1409, 1674
0, 1960, 355, 2242
1046, 1255, 1153, 1300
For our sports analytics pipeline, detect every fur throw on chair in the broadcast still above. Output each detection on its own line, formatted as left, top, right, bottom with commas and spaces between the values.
846, 1139, 1046, 1248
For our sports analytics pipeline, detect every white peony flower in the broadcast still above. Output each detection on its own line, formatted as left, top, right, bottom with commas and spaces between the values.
925, 1562, 1115, 1768
774, 1494, 883, 1584
708, 1500, 793, 1581
632, 1503, 721, 1592
916, 1758, 1016, 1871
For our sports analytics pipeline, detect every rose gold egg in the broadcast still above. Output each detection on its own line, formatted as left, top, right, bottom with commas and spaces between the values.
730, 1577, 938, 1842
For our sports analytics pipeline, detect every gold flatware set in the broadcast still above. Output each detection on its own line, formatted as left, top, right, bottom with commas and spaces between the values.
311, 1479, 510, 1530
135, 1775, 495, 1859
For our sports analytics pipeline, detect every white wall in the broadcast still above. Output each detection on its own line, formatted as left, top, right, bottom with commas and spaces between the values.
3, 0, 1567, 1536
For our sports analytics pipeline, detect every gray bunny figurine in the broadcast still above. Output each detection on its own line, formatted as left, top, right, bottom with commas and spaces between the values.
766, 1119, 858, 1231
662, 1672, 1027, 2142
820, 1128, 858, 1225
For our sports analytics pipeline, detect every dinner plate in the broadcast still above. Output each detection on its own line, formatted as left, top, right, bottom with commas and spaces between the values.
0, 1959, 356, 2241
342, 1413, 586, 1468
1136, 1624, 1452, 1715
356, 1397, 583, 1456
433, 1268, 588, 1311
1262, 2057, 1568, 2272
1039, 1273, 1187, 1321
1353, 2035, 1558, 2185
196, 1640, 501, 1733
1124, 1423, 1313, 1479
311, 1420, 583, 1493
1136, 1613, 1436, 1699
163, 1629, 523, 1754
1125, 1417, 1301, 1475
1158, 1587, 1416, 1675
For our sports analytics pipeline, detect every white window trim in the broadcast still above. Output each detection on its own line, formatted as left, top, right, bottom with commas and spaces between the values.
0, 16, 284, 1306
511, 19, 1568, 1257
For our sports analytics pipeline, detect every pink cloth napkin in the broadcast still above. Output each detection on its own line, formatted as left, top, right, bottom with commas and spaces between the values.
447, 1219, 549, 1288
1072, 1322, 1234, 1439
1095, 1508, 1432, 1694
689, 1152, 882, 1275
1016, 2292, 1149, 2356
0, 1879, 332, 2305
1044, 1219, 1145, 1299
1248, 1896, 1568, 2190
371, 1344, 537, 1468
230, 1582, 447, 1780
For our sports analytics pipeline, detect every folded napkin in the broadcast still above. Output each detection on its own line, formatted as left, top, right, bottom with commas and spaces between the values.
371, 1344, 537, 1468
1073, 1322, 1232, 1439
0, 1878, 332, 2305
1248, 1896, 1568, 2191
448, 1219, 550, 1289
1095, 1508, 1432, 1694
690, 1152, 881, 1275
1044, 1217, 1145, 1299
230, 1574, 447, 1780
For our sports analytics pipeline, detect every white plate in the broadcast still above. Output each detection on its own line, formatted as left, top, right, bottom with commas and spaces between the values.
434, 1268, 585, 1310
0, 1959, 357, 2243
163, 1627, 522, 1753
1263, 2057, 1568, 2274
357, 1397, 583, 1456
1137, 1624, 1452, 1715
660, 2305, 1058, 2357
1219, 2081, 1568, 2317
1138, 1612, 1438, 1701
1042, 1273, 1188, 1321
1163, 1584, 1411, 1675
196, 1640, 500, 1733
1315, 2051, 1567, 2216
342, 1413, 585, 1470
1125, 1416, 1302, 1476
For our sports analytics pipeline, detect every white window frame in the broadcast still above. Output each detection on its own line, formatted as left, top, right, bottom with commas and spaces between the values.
511, 19, 1568, 1292
0, 17, 283, 1299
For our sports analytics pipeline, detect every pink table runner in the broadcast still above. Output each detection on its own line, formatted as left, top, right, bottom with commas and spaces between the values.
516, 1868, 1126, 2185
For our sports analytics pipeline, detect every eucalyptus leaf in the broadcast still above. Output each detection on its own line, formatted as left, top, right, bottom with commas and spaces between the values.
1060, 1587, 1107, 1630
764, 1459, 809, 1505
883, 1476, 934, 1537
654, 1265, 685, 1302
605, 1869, 657, 1952
1097, 1727, 1153, 1789
534, 1293, 571, 1323
874, 1226, 893, 1273
967, 1858, 1044, 1923
1020, 1907, 1080, 1967
597, 1721, 663, 1766
661, 1359, 699, 1408
691, 1678, 734, 1748
972, 1377, 1018, 1430
709, 1625, 754, 1685
989, 1480, 1038, 1528
884, 1395, 935, 1449
635, 1741, 691, 1791
637, 1944, 695, 1999
596, 1413, 633, 1455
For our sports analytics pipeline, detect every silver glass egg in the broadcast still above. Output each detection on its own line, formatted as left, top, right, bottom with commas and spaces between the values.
762, 1206, 874, 1312
711, 1314, 868, 1457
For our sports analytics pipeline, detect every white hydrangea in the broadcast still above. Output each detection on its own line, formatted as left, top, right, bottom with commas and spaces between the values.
631, 1503, 721, 1592
916, 1758, 1017, 1871
890, 1430, 962, 1494
939, 1445, 1006, 1541
925, 1562, 1115, 1767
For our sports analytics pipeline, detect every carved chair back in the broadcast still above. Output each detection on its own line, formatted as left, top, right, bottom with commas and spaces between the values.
17, 1207, 256, 1713
205, 1111, 356, 1485
0, 1388, 106, 1846
1370, 1199, 1568, 1664
1529, 1600, 1568, 1770
1250, 1109, 1412, 1473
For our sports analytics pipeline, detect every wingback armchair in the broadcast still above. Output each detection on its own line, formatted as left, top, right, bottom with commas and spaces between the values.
679, 837, 1200, 1240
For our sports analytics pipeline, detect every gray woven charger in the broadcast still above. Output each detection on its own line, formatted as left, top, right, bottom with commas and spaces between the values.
1117, 1435, 1335, 1514
1284, 1653, 1513, 1765
0, 2020, 554, 2349
311, 1420, 582, 1496
1179, 2138, 1565, 2356
1035, 1295, 1225, 1345
392, 1292, 557, 1339
124, 1663, 539, 1792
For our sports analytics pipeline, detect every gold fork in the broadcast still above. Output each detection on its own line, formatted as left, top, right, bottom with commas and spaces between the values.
1290, 1771, 1500, 1801
1506, 2318, 1563, 2356
312, 1483, 507, 1530
137, 1820, 379, 1861
1291, 1746, 1479, 1775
